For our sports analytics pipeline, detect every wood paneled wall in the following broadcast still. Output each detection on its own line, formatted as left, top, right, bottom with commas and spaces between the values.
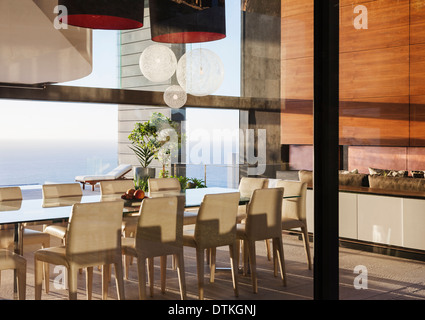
281, 0, 425, 147
281, 0, 425, 171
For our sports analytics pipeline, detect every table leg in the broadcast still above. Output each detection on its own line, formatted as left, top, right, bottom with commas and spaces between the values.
13, 223, 23, 297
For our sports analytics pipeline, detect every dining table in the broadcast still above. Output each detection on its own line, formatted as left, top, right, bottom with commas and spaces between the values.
0, 186, 299, 295
0, 188, 244, 255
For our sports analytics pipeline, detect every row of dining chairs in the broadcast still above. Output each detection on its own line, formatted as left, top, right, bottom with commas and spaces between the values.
0, 176, 310, 300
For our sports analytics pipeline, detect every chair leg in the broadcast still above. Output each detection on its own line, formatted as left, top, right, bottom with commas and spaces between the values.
301, 226, 312, 270
209, 247, 216, 283
17, 262, 26, 300
86, 267, 93, 300
136, 256, 147, 300
243, 239, 249, 276
273, 237, 287, 286
124, 255, 130, 279
196, 248, 205, 300
148, 258, 154, 297
68, 265, 78, 300
160, 255, 167, 294
114, 259, 126, 300
174, 252, 187, 300
246, 240, 257, 293
229, 243, 239, 297
102, 265, 109, 300
265, 239, 272, 261
34, 258, 44, 300
42, 240, 50, 293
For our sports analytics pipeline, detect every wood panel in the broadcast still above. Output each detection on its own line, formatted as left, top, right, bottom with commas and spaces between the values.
281, 12, 313, 60
348, 146, 408, 174
281, 99, 313, 145
410, 0, 425, 45
340, 45, 409, 100
281, 0, 425, 151
410, 95, 425, 146
288, 145, 313, 170
339, 96, 410, 146
281, 57, 313, 101
340, 0, 409, 53
407, 147, 425, 171
410, 44, 425, 97
281, 0, 312, 17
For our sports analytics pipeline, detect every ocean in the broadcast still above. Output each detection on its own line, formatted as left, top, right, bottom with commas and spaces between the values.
0, 139, 239, 188
0, 139, 118, 187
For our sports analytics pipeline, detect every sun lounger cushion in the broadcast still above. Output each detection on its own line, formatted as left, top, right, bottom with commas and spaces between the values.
75, 164, 132, 182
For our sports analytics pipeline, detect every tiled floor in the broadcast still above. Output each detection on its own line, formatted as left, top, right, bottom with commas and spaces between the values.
1, 185, 425, 301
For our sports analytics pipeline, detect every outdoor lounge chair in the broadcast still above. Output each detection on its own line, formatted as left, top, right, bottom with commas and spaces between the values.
75, 164, 132, 191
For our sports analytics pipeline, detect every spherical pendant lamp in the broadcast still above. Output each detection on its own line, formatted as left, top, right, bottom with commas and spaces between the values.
139, 44, 178, 83
176, 48, 224, 96
149, 0, 226, 43
164, 85, 187, 109
58, 0, 144, 30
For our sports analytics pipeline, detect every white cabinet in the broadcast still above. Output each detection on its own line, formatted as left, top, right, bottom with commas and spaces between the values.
357, 194, 403, 246
305, 190, 358, 238
339, 192, 357, 239
403, 198, 425, 250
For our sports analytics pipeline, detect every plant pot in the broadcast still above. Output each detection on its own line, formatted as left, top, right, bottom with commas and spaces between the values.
134, 167, 156, 180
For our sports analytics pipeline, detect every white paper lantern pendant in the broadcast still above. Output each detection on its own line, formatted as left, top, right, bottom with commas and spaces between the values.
177, 48, 224, 96
164, 85, 187, 109
139, 44, 177, 83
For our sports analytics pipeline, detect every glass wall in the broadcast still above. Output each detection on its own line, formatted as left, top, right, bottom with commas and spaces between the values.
1, 0, 425, 301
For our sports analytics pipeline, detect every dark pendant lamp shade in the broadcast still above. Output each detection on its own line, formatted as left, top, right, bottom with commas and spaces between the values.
58, 0, 145, 30
149, 0, 226, 43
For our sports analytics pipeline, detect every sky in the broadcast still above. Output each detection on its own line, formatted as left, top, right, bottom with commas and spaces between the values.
0, 30, 119, 142
0, 3, 240, 145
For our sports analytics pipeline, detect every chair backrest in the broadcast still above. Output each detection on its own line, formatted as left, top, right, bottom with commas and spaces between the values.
0, 187, 22, 232
135, 196, 182, 257
276, 180, 307, 221
245, 188, 284, 240
0, 187, 22, 201
42, 183, 83, 199
100, 180, 135, 195
66, 201, 123, 263
238, 177, 269, 198
195, 192, 240, 248
148, 178, 181, 192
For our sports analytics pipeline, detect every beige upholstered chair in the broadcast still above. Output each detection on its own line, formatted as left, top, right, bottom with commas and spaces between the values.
100, 180, 138, 278
100, 180, 135, 195
238, 177, 269, 199
42, 183, 83, 242
183, 192, 240, 300
122, 196, 186, 300
148, 177, 181, 193
34, 201, 125, 300
238, 177, 271, 259
0, 187, 49, 291
237, 188, 286, 293
0, 249, 26, 300
276, 180, 312, 270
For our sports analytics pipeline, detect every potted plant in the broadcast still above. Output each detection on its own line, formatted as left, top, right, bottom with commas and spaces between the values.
128, 112, 181, 190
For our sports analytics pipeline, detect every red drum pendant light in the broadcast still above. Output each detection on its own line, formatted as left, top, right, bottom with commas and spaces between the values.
149, 0, 226, 43
58, 0, 144, 30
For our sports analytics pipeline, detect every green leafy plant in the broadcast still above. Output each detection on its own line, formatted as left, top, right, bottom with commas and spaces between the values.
171, 176, 207, 190
187, 177, 207, 189
128, 112, 181, 169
